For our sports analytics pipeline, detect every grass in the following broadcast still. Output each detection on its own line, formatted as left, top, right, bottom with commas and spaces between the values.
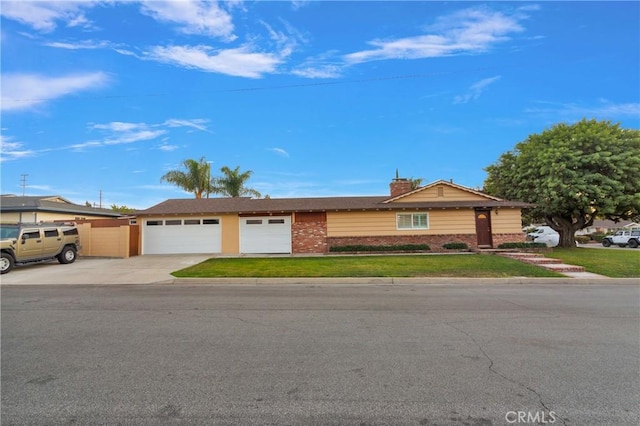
546, 248, 640, 278
172, 254, 563, 278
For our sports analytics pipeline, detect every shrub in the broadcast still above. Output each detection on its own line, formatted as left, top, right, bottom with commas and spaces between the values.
591, 233, 606, 243
575, 235, 591, 244
329, 244, 430, 253
497, 242, 548, 249
442, 242, 469, 250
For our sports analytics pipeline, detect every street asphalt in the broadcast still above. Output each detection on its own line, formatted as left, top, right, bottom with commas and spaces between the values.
2, 283, 639, 425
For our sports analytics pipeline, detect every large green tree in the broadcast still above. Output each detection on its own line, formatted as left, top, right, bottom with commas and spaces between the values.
211, 166, 262, 198
485, 119, 640, 247
160, 157, 212, 199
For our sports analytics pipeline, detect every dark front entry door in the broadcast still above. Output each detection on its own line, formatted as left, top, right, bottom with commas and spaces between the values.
475, 210, 493, 248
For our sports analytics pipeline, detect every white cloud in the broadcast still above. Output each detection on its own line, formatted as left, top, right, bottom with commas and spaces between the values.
163, 118, 211, 132
44, 39, 115, 50
1, 72, 109, 112
158, 144, 179, 152
453, 75, 501, 104
344, 7, 528, 64
91, 122, 147, 132
525, 101, 640, 119
270, 148, 290, 158
0, 134, 35, 162
140, 0, 236, 41
147, 44, 283, 78
0, 1, 98, 32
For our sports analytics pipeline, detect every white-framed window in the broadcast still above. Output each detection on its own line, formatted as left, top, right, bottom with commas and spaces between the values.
397, 213, 429, 230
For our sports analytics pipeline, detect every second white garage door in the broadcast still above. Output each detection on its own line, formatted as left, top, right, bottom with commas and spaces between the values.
143, 218, 221, 255
240, 216, 291, 254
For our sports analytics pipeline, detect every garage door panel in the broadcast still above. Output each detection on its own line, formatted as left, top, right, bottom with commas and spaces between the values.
240, 216, 291, 254
143, 218, 221, 255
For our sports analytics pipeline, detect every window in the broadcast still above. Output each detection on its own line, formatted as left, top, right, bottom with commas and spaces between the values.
397, 213, 429, 230
22, 231, 40, 240
184, 219, 201, 225
246, 219, 262, 225
146, 220, 163, 226
63, 228, 79, 236
166, 220, 182, 225
268, 219, 285, 224
44, 229, 59, 238
203, 219, 220, 225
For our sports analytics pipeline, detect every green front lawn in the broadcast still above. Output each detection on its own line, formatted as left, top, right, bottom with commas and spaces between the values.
172, 254, 563, 278
546, 248, 640, 278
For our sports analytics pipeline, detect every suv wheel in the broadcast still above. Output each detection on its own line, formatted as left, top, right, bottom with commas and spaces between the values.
58, 247, 77, 264
1, 253, 15, 274
602, 239, 612, 247
628, 239, 639, 249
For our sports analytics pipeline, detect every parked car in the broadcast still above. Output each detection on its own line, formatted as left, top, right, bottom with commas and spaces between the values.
601, 230, 640, 248
526, 226, 560, 247
0, 223, 80, 274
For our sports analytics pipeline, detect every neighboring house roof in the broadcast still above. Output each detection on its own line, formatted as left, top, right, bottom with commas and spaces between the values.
0, 195, 122, 218
137, 181, 532, 216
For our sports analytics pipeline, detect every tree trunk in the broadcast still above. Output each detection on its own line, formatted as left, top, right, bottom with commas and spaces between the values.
546, 216, 582, 248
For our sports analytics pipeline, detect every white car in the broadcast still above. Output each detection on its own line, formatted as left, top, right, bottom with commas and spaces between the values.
527, 226, 560, 247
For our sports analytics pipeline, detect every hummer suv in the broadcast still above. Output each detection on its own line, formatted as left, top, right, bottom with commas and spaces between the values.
1, 223, 81, 274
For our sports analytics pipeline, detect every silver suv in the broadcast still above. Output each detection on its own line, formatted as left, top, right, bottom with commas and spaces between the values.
601, 229, 640, 248
1, 223, 81, 274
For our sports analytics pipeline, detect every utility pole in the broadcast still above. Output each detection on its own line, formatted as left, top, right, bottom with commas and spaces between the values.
20, 174, 28, 196
99, 190, 103, 208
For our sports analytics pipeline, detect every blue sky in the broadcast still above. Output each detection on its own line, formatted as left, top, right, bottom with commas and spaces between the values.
1, 1, 639, 209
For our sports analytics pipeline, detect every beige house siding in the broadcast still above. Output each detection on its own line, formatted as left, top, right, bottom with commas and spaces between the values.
327, 209, 482, 237
221, 214, 240, 254
392, 185, 487, 203
490, 208, 524, 234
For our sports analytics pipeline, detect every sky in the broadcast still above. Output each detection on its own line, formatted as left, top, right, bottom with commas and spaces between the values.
1, 1, 639, 209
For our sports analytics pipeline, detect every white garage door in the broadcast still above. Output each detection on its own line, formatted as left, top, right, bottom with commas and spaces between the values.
240, 216, 291, 254
143, 218, 221, 255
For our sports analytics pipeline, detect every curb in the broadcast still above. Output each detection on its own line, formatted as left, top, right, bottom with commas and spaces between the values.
168, 277, 640, 286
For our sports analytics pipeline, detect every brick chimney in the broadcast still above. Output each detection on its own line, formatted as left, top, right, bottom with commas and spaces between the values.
389, 178, 412, 198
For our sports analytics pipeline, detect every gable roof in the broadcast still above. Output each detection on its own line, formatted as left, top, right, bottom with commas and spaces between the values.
137, 181, 532, 217
0, 195, 122, 218
384, 180, 502, 203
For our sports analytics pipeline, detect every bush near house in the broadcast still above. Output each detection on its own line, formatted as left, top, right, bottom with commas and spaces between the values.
442, 242, 469, 250
575, 235, 591, 244
329, 244, 430, 253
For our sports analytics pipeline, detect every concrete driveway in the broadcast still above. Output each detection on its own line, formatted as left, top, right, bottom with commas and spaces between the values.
0, 255, 210, 285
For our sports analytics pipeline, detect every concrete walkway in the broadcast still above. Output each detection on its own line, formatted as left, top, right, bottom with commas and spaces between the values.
497, 252, 610, 279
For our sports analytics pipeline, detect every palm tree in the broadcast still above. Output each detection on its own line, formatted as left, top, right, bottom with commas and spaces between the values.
211, 166, 262, 198
160, 157, 212, 199
410, 178, 423, 190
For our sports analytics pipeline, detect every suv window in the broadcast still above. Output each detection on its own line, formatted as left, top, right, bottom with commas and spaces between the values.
63, 228, 79, 236
631, 230, 640, 236
22, 231, 40, 240
44, 229, 60, 238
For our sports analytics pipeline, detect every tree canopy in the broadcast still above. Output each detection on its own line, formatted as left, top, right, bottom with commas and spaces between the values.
160, 157, 212, 199
211, 166, 262, 198
484, 119, 640, 247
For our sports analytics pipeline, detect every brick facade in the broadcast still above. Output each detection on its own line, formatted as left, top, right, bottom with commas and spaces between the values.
292, 220, 328, 254
325, 232, 526, 253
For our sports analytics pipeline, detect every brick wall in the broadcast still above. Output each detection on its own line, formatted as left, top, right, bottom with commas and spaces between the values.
292, 220, 328, 254
326, 232, 526, 252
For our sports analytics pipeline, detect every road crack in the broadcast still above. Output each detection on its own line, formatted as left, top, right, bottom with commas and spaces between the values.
446, 322, 568, 426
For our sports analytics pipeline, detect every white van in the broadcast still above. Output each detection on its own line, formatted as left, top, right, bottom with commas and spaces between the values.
527, 226, 560, 247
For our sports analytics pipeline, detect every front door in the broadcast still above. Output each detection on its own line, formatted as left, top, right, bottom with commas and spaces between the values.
475, 210, 493, 248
